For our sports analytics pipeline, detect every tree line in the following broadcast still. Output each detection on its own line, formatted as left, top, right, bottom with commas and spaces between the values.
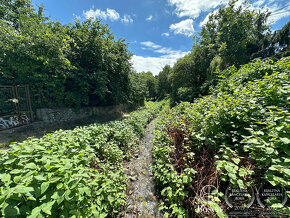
156, 0, 289, 105
0, 0, 288, 110
0, 0, 152, 109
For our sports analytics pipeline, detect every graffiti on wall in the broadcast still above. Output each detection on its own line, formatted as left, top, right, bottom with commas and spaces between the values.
1, 85, 32, 131
0, 114, 30, 130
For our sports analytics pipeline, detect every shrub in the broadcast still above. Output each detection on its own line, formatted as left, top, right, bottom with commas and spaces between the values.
0, 101, 165, 217
152, 57, 290, 217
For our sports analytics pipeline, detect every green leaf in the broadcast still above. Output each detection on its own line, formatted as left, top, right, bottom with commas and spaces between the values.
10, 169, 21, 174
208, 201, 227, 218
284, 168, 290, 176
248, 139, 259, 144
271, 203, 283, 208
25, 163, 37, 170
108, 195, 114, 203
14, 185, 34, 194
183, 175, 189, 183
28, 206, 42, 218
163, 212, 170, 218
56, 183, 63, 189
265, 147, 275, 155
280, 137, 290, 144
34, 175, 47, 181
83, 187, 91, 196
13, 175, 22, 183
41, 182, 50, 195
4, 159, 15, 165
237, 179, 245, 189
27, 196, 36, 201
232, 158, 240, 165
225, 165, 232, 172
0, 174, 11, 182
99, 213, 107, 218
41, 201, 55, 215
64, 190, 72, 200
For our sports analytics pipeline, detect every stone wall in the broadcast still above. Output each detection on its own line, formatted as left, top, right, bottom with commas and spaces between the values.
36, 104, 129, 123
0, 104, 134, 146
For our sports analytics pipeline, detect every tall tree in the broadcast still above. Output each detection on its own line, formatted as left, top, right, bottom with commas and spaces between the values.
138, 72, 157, 100
0, 0, 140, 109
157, 65, 171, 99
200, 0, 271, 69
167, 0, 274, 105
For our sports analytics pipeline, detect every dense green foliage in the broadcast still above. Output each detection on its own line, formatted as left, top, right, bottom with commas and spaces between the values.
163, 0, 289, 105
0, 0, 144, 109
126, 71, 158, 107
133, 71, 158, 100
1, 1, 289, 218
157, 65, 171, 100
0, 101, 164, 217
152, 58, 290, 217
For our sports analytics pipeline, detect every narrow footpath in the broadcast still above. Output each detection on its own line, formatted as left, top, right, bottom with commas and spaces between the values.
123, 120, 161, 218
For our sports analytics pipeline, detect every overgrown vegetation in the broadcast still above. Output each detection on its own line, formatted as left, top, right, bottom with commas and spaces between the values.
152, 1, 290, 213
0, 101, 165, 217
1, 0, 289, 217
129, 71, 158, 106
156, 0, 289, 105
0, 0, 148, 109
152, 58, 290, 217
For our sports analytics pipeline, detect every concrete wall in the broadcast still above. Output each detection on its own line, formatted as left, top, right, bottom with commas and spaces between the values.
36, 104, 129, 123
0, 114, 31, 130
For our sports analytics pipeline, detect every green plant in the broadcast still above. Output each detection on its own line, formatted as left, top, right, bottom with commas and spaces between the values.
0, 101, 165, 217
152, 57, 290, 217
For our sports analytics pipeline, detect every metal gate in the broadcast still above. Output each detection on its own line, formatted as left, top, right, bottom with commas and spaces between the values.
0, 85, 33, 130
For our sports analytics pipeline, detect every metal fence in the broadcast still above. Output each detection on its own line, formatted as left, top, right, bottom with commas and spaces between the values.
0, 85, 33, 130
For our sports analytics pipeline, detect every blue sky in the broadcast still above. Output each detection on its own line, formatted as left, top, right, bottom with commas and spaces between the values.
32, 0, 290, 75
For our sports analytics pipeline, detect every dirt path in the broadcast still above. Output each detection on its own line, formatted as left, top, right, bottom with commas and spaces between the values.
123, 120, 161, 218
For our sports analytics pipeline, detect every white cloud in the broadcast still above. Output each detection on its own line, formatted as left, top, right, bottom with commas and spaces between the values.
199, 9, 218, 27
132, 41, 190, 75
169, 19, 194, 37
83, 8, 120, 21
83, 8, 135, 24
131, 52, 189, 75
198, 0, 290, 27
168, 0, 228, 18
155, 47, 175, 54
146, 15, 153, 21
141, 41, 187, 56
162, 32, 170, 37
265, 2, 290, 24
167, 0, 289, 28
245, 0, 290, 24
140, 41, 162, 49
253, 0, 266, 7
121, 14, 134, 24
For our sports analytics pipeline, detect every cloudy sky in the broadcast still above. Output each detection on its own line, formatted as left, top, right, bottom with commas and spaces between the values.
32, 0, 290, 75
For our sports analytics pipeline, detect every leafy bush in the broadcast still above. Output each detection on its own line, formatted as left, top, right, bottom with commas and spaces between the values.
152, 57, 290, 217
0, 101, 164, 217
0, 1, 141, 109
